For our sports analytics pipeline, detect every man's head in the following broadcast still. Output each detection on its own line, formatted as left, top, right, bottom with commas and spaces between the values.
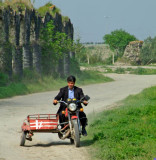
67, 75, 76, 89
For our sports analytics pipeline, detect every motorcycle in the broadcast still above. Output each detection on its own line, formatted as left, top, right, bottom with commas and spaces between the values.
20, 95, 90, 147
57, 95, 90, 147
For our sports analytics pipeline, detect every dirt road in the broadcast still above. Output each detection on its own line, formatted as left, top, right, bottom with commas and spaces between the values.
0, 74, 156, 160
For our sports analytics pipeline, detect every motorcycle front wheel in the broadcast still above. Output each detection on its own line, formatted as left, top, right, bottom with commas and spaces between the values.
72, 119, 80, 147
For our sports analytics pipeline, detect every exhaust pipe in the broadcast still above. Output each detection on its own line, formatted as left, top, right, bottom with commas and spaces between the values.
60, 130, 71, 140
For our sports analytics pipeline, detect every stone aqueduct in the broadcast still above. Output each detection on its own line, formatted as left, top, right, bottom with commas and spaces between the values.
0, 6, 74, 77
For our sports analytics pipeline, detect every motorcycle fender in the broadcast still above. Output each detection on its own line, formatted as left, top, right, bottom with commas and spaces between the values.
71, 116, 78, 120
65, 108, 68, 117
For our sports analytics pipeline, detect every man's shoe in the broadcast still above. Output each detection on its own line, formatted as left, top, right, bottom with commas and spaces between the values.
82, 127, 87, 136
26, 136, 32, 141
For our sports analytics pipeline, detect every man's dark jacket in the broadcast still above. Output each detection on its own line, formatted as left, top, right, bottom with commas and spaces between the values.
54, 86, 85, 114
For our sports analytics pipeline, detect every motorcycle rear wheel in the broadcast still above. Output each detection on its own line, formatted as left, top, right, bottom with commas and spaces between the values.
72, 119, 80, 147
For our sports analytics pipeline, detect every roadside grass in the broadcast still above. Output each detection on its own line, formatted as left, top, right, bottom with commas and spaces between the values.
103, 67, 156, 75
131, 67, 156, 75
80, 63, 107, 67
0, 70, 113, 99
114, 67, 125, 74
114, 67, 156, 75
80, 64, 156, 75
83, 86, 156, 160
77, 70, 113, 85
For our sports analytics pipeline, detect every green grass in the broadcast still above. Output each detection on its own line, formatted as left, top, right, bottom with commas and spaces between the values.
114, 67, 125, 74
83, 86, 156, 160
1, 0, 34, 11
112, 67, 156, 75
80, 63, 101, 67
106, 67, 156, 75
81, 64, 156, 75
37, 2, 61, 17
0, 82, 29, 98
76, 70, 113, 85
131, 67, 156, 75
0, 70, 113, 99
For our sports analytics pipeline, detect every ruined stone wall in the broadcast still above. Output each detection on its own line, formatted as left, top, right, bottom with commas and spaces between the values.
0, 6, 74, 77
123, 41, 143, 65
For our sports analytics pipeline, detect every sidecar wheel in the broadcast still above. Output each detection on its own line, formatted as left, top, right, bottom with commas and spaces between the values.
58, 132, 63, 139
20, 131, 26, 146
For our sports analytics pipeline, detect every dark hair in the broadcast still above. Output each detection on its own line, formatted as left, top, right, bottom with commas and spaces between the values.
67, 75, 76, 83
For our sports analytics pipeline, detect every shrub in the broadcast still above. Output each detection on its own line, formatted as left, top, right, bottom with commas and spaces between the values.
140, 37, 156, 65
70, 57, 81, 76
115, 67, 125, 74
0, 72, 9, 86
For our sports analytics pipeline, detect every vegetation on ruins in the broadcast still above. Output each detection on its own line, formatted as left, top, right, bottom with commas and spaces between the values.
40, 20, 74, 76
37, 2, 60, 17
1, 0, 34, 10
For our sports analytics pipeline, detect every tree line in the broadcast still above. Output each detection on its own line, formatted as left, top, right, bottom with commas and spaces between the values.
78, 29, 156, 65
103, 29, 156, 65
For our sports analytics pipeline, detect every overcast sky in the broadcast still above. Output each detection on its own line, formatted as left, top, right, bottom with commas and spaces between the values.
34, 0, 156, 43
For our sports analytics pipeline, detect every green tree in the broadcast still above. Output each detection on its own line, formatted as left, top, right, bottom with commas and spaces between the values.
140, 36, 156, 65
40, 20, 76, 76
103, 29, 137, 57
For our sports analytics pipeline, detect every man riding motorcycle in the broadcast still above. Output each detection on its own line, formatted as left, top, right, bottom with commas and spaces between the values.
53, 75, 88, 136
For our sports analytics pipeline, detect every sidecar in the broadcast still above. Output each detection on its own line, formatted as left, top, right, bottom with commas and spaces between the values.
20, 114, 59, 146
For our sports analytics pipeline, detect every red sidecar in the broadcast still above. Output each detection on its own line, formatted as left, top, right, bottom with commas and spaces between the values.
20, 114, 59, 146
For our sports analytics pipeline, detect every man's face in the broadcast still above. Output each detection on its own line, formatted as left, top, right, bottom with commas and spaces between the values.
68, 81, 75, 89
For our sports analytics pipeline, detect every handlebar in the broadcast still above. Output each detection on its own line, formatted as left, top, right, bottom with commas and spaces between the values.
58, 101, 68, 105
53, 95, 90, 106
54, 100, 88, 106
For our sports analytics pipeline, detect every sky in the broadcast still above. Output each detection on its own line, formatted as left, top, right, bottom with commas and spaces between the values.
34, 0, 156, 43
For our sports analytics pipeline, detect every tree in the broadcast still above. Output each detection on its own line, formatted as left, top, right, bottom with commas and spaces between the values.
140, 36, 156, 65
103, 29, 137, 57
40, 20, 74, 76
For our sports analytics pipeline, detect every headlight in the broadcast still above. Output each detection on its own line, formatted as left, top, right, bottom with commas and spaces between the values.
67, 98, 72, 103
69, 103, 77, 111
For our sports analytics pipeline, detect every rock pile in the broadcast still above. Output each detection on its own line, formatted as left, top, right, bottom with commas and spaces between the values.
123, 41, 143, 64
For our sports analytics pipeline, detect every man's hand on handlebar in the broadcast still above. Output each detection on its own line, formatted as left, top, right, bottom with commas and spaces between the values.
83, 100, 88, 106
53, 99, 58, 105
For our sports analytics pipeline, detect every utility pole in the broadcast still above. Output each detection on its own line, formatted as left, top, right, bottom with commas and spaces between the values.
112, 53, 114, 64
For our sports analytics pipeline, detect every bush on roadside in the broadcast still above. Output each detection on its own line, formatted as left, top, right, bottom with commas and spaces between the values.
132, 67, 146, 75
131, 67, 156, 75
70, 57, 81, 76
115, 67, 125, 74
140, 37, 156, 65
0, 72, 9, 86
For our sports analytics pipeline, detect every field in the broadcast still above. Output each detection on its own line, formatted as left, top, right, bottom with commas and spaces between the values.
83, 86, 156, 160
